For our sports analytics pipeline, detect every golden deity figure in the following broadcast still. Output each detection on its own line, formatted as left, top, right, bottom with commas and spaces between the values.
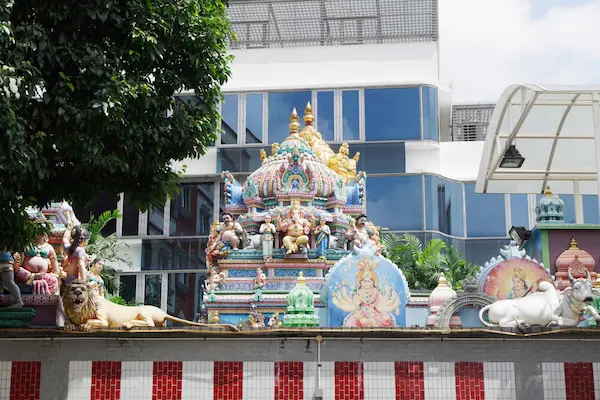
299, 102, 336, 164
260, 149, 267, 163
328, 143, 360, 183
271, 142, 279, 156
276, 201, 311, 255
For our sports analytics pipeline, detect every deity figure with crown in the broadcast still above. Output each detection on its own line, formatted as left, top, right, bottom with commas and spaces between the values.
275, 200, 313, 256
331, 257, 401, 327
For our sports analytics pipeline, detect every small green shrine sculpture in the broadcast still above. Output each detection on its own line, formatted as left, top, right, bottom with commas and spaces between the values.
283, 272, 320, 328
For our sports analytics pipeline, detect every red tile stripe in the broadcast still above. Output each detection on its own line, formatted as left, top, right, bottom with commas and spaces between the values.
395, 362, 424, 400
91, 361, 122, 400
10, 361, 41, 400
10, 362, 41, 400
275, 361, 303, 400
455, 362, 485, 400
335, 362, 364, 400
564, 362, 595, 400
214, 361, 243, 400
153, 361, 182, 400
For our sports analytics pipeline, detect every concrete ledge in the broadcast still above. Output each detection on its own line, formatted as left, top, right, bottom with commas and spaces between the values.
1, 326, 600, 340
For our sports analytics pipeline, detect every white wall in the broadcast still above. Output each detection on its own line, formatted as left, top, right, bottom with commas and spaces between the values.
405, 141, 484, 182
172, 147, 218, 178
113, 238, 143, 272
223, 42, 443, 92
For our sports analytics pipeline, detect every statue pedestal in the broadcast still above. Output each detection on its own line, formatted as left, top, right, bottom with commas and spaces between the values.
0, 294, 59, 326
0, 308, 36, 328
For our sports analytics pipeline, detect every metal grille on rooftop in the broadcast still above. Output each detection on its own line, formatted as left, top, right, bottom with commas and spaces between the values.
227, 0, 438, 49
452, 104, 495, 142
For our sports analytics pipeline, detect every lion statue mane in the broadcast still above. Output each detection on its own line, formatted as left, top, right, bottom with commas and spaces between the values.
62, 280, 239, 332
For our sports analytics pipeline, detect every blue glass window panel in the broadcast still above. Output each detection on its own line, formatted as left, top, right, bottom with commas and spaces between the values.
446, 181, 464, 236
122, 194, 139, 236
142, 238, 208, 270
367, 176, 423, 230
425, 176, 463, 236
510, 194, 529, 228
535, 194, 575, 224
147, 206, 164, 235
465, 184, 506, 237
365, 88, 420, 141
221, 94, 238, 145
316, 91, 335, 142
583, 195, 600, 224
217, 147, 269, 173
169, 183, 214, 236
167, 272, 204, 322
245, 93, 263, 144
360, 143, 405, 173
268, 91, 311, 144
342, 90, 360, 141
422, 86, 439, 141
425, 175, 438, 231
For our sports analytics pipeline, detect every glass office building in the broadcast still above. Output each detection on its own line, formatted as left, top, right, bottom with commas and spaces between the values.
73, 0, 600, 319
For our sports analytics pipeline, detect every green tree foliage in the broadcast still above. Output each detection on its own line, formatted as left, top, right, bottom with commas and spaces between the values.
0, 0, 233, 251
84, 209, 131, 295
382, 232, 480, 290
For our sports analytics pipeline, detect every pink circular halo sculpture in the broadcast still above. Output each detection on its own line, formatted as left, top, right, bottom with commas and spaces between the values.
478, 241, 552, 300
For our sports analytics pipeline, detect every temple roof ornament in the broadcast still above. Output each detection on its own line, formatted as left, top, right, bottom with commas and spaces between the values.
223, 105, 366, 217
535, 186, 564, 223
555, 237, 597, 290
283, 272, 319, 327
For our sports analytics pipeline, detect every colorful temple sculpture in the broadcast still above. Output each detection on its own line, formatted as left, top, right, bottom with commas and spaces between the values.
2, 113, 600, 333
0, 203, 239, 332
203, 104, 408, 327
283, 272, 320, 328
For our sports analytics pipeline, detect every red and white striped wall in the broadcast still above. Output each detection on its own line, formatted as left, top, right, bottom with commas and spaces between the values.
0, 360, 598, 399
0, 361, 41, 400
542, 362, 600, 400
66, 361, 517, 400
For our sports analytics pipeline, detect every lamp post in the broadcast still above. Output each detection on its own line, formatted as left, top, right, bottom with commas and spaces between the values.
499, 145, 525, 168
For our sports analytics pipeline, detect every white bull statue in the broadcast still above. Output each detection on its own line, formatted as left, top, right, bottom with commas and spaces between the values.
479, 268, 599, 329
556, 269, 598, 326
479, 281, 562, 329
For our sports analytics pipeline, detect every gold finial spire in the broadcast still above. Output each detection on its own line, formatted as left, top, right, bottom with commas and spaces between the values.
544, 185, 552, 196
297, 271, 305, 284
303, 102, 314, 126
289, 108, 300, 133
437, 273, 448, 287
569, 237, 579, 250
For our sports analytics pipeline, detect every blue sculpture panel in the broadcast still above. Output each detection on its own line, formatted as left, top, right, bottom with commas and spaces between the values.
323, 254, 408, 327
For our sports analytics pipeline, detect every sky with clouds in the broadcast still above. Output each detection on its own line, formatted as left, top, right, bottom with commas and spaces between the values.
439, 0, 600, 103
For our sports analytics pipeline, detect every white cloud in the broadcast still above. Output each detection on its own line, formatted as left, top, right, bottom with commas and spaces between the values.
439, 0, 600, 103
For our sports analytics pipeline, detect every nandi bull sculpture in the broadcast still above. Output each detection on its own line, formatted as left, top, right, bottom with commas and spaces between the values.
556, 268, 598, 326
479, 268, 598, 329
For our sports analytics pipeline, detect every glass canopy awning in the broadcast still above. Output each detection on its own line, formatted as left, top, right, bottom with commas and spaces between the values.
476, 84, 600, 196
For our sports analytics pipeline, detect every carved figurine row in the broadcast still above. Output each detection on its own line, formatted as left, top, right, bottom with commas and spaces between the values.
205, 208, 382, 267
0, 205, 106, 308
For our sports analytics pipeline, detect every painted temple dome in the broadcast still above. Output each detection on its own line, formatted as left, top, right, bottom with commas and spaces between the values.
554, 237, 597, 290
240, 105, 353, 207
283, 272, 319, 327
536, 186, 564, 223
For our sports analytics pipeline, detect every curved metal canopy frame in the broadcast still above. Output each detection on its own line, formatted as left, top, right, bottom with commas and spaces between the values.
476, 85, 600, 205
